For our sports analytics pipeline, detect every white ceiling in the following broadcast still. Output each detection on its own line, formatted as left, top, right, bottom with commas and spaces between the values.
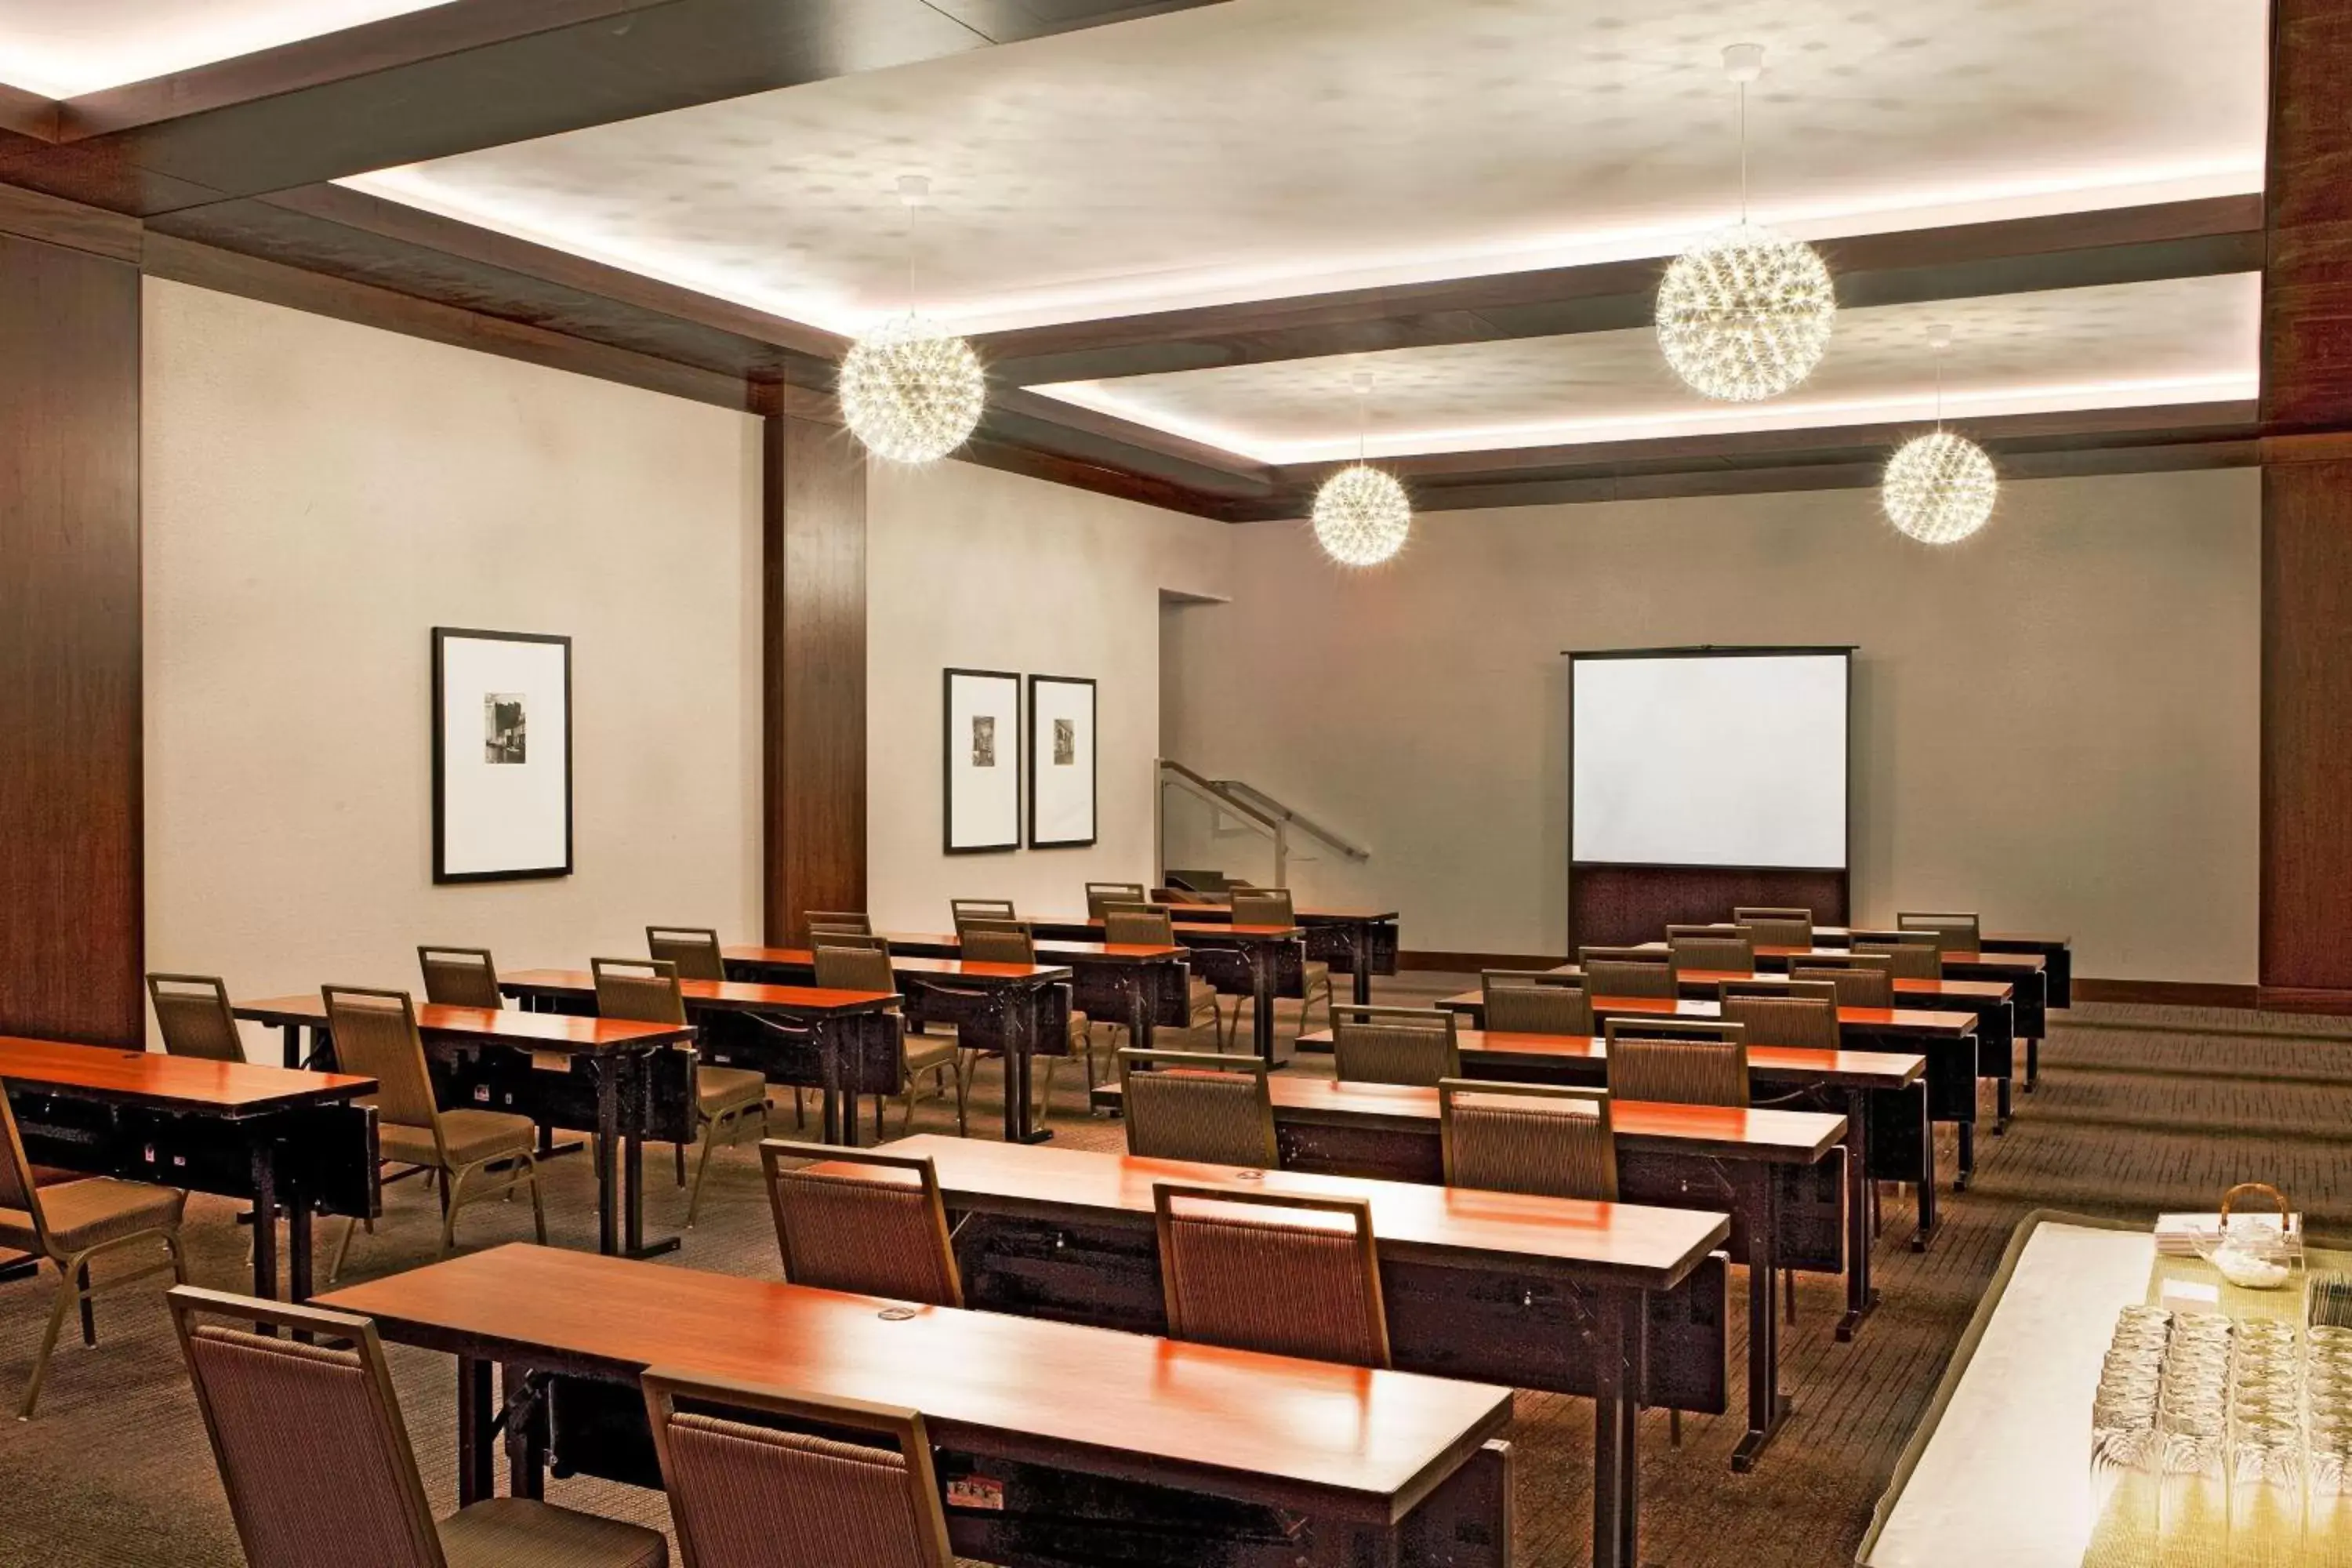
1032, 274, 2263, 464
0, 1, 456, 99
343, 0, 2267, 337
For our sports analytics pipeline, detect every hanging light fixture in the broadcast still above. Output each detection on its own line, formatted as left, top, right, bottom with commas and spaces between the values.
1655, 44, 1836, 401
839, 174, 985, 463
1312, 371, 1411, 567
1883, 325, 1998, 545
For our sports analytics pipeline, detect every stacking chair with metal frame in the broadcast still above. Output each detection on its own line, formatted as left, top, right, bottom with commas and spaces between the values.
1897, 911, 1983, 955
949, 898, 1018, 931
1153, 1184, 1390, 1369
1581, 955, 1679, 1000
1668, 928, 1756, 975
1228, 887, 1334, 1044
1103, 904, 1225, 1044
1116, 1049, 1278, 1168
147, 973, 248, 1062
1790, 953, 1897, 1009
1602, 1017, 1751, 1107
171, 1286, 669, 1568
1858, 933, 1944, 981
952, 922, 1091, 1120
1719, 980, 1844, 1051
1330, 1004, 1461, 1086
757, 1142, 963, 1307
1, 1088, 186, 1417
323, 985, 544, 1279
815, 942, 964, 1138
805, 911, 874, 946
595, 958, 767, 1228
647, 926, 728, 982
644, 1368, 950, 1568
416, 946, 503, 1010
1733, 906, 1816, 943
1439, 1080, 1618, 1200
1085, 882, 1149, 920
1479, 971, 1595, 1036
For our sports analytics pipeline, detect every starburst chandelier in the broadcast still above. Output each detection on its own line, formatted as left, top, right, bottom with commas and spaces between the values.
1883, 325, 1997, 545
1656, 45, 1835, 401
840, 175, 984, 464
1312, 371, 1410, 567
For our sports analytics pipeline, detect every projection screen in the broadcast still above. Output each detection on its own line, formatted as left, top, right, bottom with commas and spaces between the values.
1571, 648, 1850, 869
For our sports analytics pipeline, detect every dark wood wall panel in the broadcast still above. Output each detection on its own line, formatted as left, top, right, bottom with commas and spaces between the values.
0, 231, 143, 1043
763, 415, 867, 945
1567, 866, 1849, 953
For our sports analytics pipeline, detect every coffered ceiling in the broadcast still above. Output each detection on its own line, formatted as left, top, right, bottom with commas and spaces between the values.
0, 0, 456, 97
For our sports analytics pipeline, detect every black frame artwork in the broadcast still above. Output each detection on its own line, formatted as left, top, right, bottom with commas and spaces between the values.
944, 666, 1022, 855
1026, 673, 1098, 850
432, 626, 575, 884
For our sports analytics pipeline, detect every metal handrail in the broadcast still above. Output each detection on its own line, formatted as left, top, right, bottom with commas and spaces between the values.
1210, 779, 1370, 863
1155, 760, 1371, 888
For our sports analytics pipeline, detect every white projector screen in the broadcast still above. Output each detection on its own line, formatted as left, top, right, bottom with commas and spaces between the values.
1572, 650, 1849, 869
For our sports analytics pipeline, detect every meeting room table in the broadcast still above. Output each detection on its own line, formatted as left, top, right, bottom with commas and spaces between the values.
850, 932, 1194, 1051
1018, 913, 1309, 1068
1146, 894, 1402, 1005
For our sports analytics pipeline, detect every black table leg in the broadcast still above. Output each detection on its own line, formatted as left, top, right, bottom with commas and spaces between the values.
1003, 989, 1051, 1145
1128, 977, 1152, 1056
1591, 1286, 1645, 1568
821, 1022, 846, 1146
621, 1053, 678, 1258
285, 1187, 313, 1304
279, 1023, 302, 1071
1350, 924, 1374, 1007
1250, 949, 1279, 1068
2026, 1035, 2040, 1089
248, 1146, 279, 1301
1836, 1090, 1878, 1342
1731, 1164, 1788, 1472
593, 1061, 620, 1257
1913, 1082, 1939, 1251
458, 1357, 495, 1506
503, 1363, 546, 1500
1996, 1077, 2014, 1130
1956, 1120, 1974, 1189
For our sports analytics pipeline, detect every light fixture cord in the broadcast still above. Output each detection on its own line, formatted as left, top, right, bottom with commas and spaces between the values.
1738, 80, 1749, 224
1933, 346, 1944, 431
904, 198, 918, 317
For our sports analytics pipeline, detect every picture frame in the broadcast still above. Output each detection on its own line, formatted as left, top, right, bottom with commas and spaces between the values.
944, 667, 1022, 855
1027, 673, 1098, 849
431, 627, 574, 883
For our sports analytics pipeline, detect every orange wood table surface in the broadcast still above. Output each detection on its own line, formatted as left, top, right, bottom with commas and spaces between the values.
0, 1032, 373, 1112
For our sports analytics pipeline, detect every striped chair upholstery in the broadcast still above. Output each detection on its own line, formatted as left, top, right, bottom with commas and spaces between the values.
644, 1370, 950, 1568
956, 924, 1034, 964
1858, 938, 1943, 981
1602, 1018, 1750, 1107
172, 1288, 667, 1568
147, 974, 246, 1062
805, 911, 873, 938
1668, 933, 1755, 975
1118, 1050, 1277, 1167
1583, 960, 1678, 1000
1439, 1080, 1617, 1200
809, 929, 887, 952
1793, 960, 1894, 1009
1897, 911, 1982, 955
1153, 1185, 1389, 1369
1330, 1005, 1460, 1086
1479, 974, 1594, 1036
1086, 883, 1149, 920
950, 898, 1018, 931
758, 1143, 963, 1307
1733, 906, 1815, 940
1719, 982, 1842, 1051
416, 947, 503, 1010
647, 927, 728, 982
1733, 916, 1813, 950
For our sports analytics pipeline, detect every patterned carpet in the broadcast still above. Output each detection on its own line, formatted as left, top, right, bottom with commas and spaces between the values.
5, 981, 2350, 1567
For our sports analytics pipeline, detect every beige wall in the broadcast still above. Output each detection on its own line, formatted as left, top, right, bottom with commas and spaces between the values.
143, 279, 764, 1051
1163, 469, 2261, 982
866, 459, 1232, 931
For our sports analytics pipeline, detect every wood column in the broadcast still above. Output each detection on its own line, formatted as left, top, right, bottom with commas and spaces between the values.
2259, 1, 2352, 1004
0, 220, 143, 1042
762, 414, 867, 946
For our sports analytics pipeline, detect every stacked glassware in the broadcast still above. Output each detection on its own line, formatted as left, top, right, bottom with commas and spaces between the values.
2092, 1306, 2172, 1560
2307, 1326, 2352, 1566
2159, 1312, 2234, 1563
2227, 1319, 2302, 1566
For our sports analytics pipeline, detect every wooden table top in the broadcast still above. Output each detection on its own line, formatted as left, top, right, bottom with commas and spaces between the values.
1034, 916, 1305, 942
320, 1243, 1511, 1522
1152, 904, 1400, 924
1546, 967, 2013, 1002
234, 996, 697, 1054
0, 1034, 376, 1114
1828, 926, 2069, 949
1301, 1025, 1924, 1091
1624, 940, 2045, 974
860, 933, 1188, 965
718, 946, 1076, 983
874, 1133, 1730, 1292
1580, 993, 1976, 1037
1096, 1077, 1846, 1164
499, 970, 898, 1015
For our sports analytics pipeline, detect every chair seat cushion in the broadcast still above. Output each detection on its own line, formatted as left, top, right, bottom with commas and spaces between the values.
0, 1177, 184, 1255
696, 1064, 768, 1116
440, 1497, 668, 1568
1187, 978, 1218, 1009
1304, 961, 1330, 988
381, 1109, 535, 1171
1069, 1013, 1092, 1048
905, 1033, 960, 1075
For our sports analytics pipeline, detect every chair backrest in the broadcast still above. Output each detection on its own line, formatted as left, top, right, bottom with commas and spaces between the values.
147, 973, 247, 1062
1733, 915, 1814, 950
1718, 982, 1842, 1051
949, 898, 1018, 930
1791, 956, 1896, 1008
1734, 905, 1815, 931
1858, 935, 1943, 980
320, 986, 442, 1132
643, 1368, 953, 1568
1330, 1004, 1460, 1086
1479, 972, 1595, 1036
957, 924, 1036, 966
1102, 905, 1177, 946
1602, 1018, 1751, 1107
813, 944, 895, 996
594, 956, 690, 1026
0, 1090, 50, 1246
169, 1287, 446, 1568
1117, 1050, 1277, 1168
1227, 887, 1297, 928
1896, 911, 1982, 955
1668, 932, 1755, 975
1583, 959, 1678, 1000
648, 925, 728, 982
1085, 883, 1148, 920
757, 1142, 963, 1308
1152, 1183, 1389, 1369
808, 928, 887, 952
804, 911, 873, 935
415, 947, 503, 1011
1439, 1079, 1618, 1201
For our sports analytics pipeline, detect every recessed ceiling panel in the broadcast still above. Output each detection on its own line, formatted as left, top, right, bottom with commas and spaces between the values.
1032, 274, 2262, 463
0, 0, 457, 98
344, 0, 2267, 336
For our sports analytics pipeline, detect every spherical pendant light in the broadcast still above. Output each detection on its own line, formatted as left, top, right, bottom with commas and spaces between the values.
1657, 221, 1836, 401
839, 311, 984, 463
1312, 463, 1411, 567
1883, 430, 1997, 545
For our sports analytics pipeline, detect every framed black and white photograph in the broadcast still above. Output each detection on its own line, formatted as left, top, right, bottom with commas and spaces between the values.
944, 667, 1022, 854
433, 627, 573, 883
1028, 673, 1097, 849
